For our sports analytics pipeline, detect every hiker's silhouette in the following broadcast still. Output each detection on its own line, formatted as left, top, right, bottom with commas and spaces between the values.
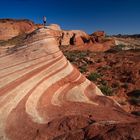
43, 16, 47, 26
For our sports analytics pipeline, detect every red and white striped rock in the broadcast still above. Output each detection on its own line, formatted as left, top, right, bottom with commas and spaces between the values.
0, 28, 138, 140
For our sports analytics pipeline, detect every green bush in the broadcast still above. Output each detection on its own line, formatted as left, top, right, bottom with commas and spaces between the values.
87, 72, 101, 81
99, 85, 113, 96
79, 65, 87, 73
65, 52, 77, 62
64, 51, 89, 63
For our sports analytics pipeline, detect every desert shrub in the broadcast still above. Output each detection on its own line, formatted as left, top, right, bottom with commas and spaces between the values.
87, 72, 101, 81
64, 51, 88, 62
78, 51, 88, 58
65, 52, 78, 62
79, 65, 87, 73
65, 53, 76, 62
99, 85, 113, 96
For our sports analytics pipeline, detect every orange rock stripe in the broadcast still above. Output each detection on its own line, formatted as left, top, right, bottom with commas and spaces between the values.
0, 52, 62, 79
25, 61, 71, 123
0, 55, 63, 97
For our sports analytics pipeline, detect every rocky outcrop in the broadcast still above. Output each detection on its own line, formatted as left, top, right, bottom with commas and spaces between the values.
60, 30, 90, 46
92, 31, 105, 37
60, 30, 115, 52
114, 37, 140, 50
0, 28, 139, 140
0, 19, 115, 52
91, 31, 105, 43
0, 19, 36, 40
47, 24, 61, 30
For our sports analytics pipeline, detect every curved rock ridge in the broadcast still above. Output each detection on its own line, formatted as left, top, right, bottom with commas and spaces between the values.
47, 24, 61, 31
0, 28, 139, 140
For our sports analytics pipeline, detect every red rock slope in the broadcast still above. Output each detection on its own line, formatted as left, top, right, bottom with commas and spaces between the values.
0, 28, 139, 140
0, 19, 35, 40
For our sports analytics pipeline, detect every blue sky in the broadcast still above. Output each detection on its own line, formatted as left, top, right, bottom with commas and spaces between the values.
0, 0, 140, 34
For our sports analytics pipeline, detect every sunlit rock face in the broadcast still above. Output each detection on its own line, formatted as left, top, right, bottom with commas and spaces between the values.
47, 24, 61, 31
60, 30, 90, 46
0, 18, 115, 53
0, 19, 35, 40
0, 28, 139, 140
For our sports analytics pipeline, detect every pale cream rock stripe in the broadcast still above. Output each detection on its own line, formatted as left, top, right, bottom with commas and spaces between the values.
51, 84, 70, 106
25, 62, 73, 124
0, 56, 63, 106
0, 38, 59, 70
0, 52, 61, 77
66, 79, 98, 105
0, 56, 66, 104
0, 57, 66, 140
0, 55, 62, 89
51, 73, 82, 106
94, 86, 103, 95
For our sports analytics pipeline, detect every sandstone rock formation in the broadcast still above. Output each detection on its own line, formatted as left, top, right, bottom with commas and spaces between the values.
0, 28, 139, 140
0, 19, 35, 40
92, 31, 105, 37
0, 19, 115, 52
91, 31, 105, 43
60, 30, 90, 46
60, 30, 115, 52
47, 24, 61, 31
114, 36, 140, 50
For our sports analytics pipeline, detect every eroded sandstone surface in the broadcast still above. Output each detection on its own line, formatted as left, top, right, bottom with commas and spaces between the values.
0, 19, 115, 53
0, 28, 139, 140
0, 19, 35, 40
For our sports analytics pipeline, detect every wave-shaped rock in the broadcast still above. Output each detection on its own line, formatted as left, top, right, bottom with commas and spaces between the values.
0, 28, 139, 140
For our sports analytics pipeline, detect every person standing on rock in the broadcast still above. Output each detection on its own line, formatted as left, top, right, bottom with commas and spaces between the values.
43, 16, 47, 26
